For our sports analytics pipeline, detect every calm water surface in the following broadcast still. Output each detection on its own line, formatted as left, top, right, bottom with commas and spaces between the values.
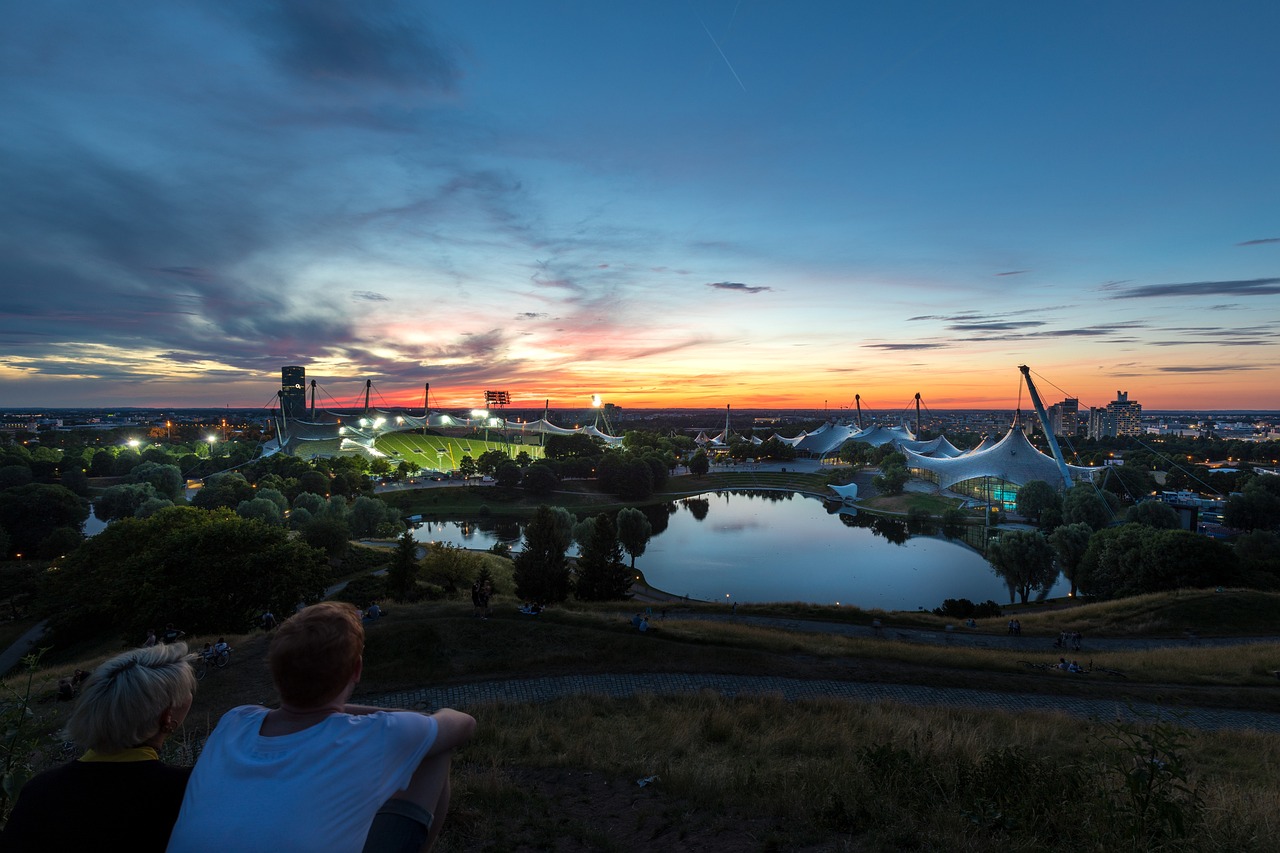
414, 490, 1068, 610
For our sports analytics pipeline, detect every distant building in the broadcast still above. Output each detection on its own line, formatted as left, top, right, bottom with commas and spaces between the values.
281, 366, 306, 421
1089, 390, 1142, 438
1045, 397, 1079, 437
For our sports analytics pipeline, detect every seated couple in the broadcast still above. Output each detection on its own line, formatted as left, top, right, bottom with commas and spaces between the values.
168, 601, 476, 852
4, 602, 475, 853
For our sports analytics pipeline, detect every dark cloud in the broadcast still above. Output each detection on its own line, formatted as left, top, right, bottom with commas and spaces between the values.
863, 342, 950, 351
1237, 237, 1280, 246
947, 321, 1045, 332
234, 0, 460, 93
1157, 364, 1268, 373
1110, 278, 1280, 299
516, 312, 547, 320
995, 270, 1029, 276
352, 291, 390, 302
707, 281, 771, 294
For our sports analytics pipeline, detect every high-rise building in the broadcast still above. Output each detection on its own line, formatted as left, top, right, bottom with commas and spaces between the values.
1045, 398, 1079, 437
1108, 390, 1142, 436
1089, 391, 1142, 438
281, 366, 306, 421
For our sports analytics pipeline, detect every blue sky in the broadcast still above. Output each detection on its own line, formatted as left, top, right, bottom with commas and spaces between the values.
2, 1, 1277, 412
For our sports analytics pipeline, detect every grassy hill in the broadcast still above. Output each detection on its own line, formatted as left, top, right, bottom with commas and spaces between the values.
7, 590, 1280, 850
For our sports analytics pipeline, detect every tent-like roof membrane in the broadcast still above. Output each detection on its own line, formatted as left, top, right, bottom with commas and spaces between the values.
903, 427, 1101, 491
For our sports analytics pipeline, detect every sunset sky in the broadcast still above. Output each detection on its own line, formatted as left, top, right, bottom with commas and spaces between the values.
3, 1, 1278, 414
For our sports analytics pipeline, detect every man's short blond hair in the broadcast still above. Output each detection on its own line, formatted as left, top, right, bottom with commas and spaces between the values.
269, 602, 364, 707
66, 643, 196, 753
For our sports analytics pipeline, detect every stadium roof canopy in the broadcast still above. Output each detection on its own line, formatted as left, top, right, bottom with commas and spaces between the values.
270, 408, 623, 456
902, 427, 1101, 491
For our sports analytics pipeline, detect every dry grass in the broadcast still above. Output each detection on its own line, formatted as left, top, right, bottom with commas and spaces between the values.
7, 592, 1280, 850
442, 692, 1280, 851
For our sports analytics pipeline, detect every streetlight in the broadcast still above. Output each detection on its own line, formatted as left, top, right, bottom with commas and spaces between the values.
206, 436, 217, 457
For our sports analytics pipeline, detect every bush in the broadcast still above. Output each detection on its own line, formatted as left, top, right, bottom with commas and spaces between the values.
932, 598, 1002, 619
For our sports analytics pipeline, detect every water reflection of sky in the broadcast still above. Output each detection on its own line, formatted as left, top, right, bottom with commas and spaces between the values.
413, 491, 1070, 611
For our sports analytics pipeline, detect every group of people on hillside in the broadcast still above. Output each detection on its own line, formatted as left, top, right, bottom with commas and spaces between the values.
1006, 619, 1023, 635
1057, 657, 1086, 673
1054, 630, 1084, 651
3, 602, 477, 852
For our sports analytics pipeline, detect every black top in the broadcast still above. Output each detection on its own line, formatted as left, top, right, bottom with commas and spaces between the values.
2, 759, 192, 852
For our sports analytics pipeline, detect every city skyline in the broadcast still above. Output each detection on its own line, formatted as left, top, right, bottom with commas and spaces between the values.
3, 2, 1278, 412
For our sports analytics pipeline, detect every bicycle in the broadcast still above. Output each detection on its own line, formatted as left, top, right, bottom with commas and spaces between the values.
194, 647, 232, 680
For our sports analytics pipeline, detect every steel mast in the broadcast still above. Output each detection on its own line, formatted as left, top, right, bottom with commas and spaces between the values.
1018, 365, 1073, 490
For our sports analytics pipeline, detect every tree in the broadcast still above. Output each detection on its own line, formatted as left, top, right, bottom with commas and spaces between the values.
574, 513, 632, 601
44, 506, 330, 644
522, 463, 559, 496
1224, 477, 1280, 531
513, 505, 572, 604
0, 484, 89, 557
301, 516, 350, 562
476, 450, 508, 475
236, 497, 285, 526
1048, 522, 1093, 596
350, 496, 397, 538
0, 465, 32, 490
987, 529, 1058, 604
872, 453, 909, 496
421, 543, 480, 594
1079, 524, 1240, 598
128, 461, 185, 502
1062, 484, 1118, 531
386, 529, 422, 600
1016, 480, 1061, 527
616, 506, 653, 569
494, 461, 521, 488
1125, 500, 1181, 530
688, 450, 710, 476
458, 455, 477, 480
192, 472, 254, 510
94, 482, 159, 522
544, 434, 601, 460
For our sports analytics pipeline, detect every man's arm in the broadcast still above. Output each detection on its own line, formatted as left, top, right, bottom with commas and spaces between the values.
342, 704, 476, 754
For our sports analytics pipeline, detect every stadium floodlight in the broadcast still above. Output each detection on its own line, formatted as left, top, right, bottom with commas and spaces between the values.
591, 394, 603, 408
471, 409, 488, 419
360, 418, 369, 427
374, 417, 386, 427
127, 439, 140, 448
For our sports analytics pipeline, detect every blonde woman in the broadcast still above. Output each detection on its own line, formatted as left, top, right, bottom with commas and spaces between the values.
3, 643, 197, 851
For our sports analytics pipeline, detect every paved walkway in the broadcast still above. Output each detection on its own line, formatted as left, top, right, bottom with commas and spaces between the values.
646, 611, 1280, 653
362, 610, 1280, 736
368, 671, 1280, 734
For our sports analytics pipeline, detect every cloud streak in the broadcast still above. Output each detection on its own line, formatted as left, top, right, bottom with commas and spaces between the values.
1110, 278, 1280, 299
707, 281, 772, 294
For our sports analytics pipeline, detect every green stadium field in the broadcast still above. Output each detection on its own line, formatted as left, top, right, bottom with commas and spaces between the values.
372, 430, 544, 472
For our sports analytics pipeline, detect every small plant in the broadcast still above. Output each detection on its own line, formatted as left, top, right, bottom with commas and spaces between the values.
1095, 709, 1204, 847
1, 651, 49, 825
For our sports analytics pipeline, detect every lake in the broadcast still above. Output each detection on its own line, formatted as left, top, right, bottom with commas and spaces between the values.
412, 490, 1070, 611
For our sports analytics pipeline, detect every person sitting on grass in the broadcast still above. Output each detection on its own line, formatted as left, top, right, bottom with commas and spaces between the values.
3, 644, 197, 852
165, 602, 476, 853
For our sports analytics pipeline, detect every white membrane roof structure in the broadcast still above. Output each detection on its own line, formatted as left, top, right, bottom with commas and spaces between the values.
796, 422, 917, 456
897, 435, 966, 458
903, 427, 1102, 491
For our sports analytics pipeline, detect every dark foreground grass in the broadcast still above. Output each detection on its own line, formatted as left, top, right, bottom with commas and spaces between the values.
7, 593, 1280, 850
